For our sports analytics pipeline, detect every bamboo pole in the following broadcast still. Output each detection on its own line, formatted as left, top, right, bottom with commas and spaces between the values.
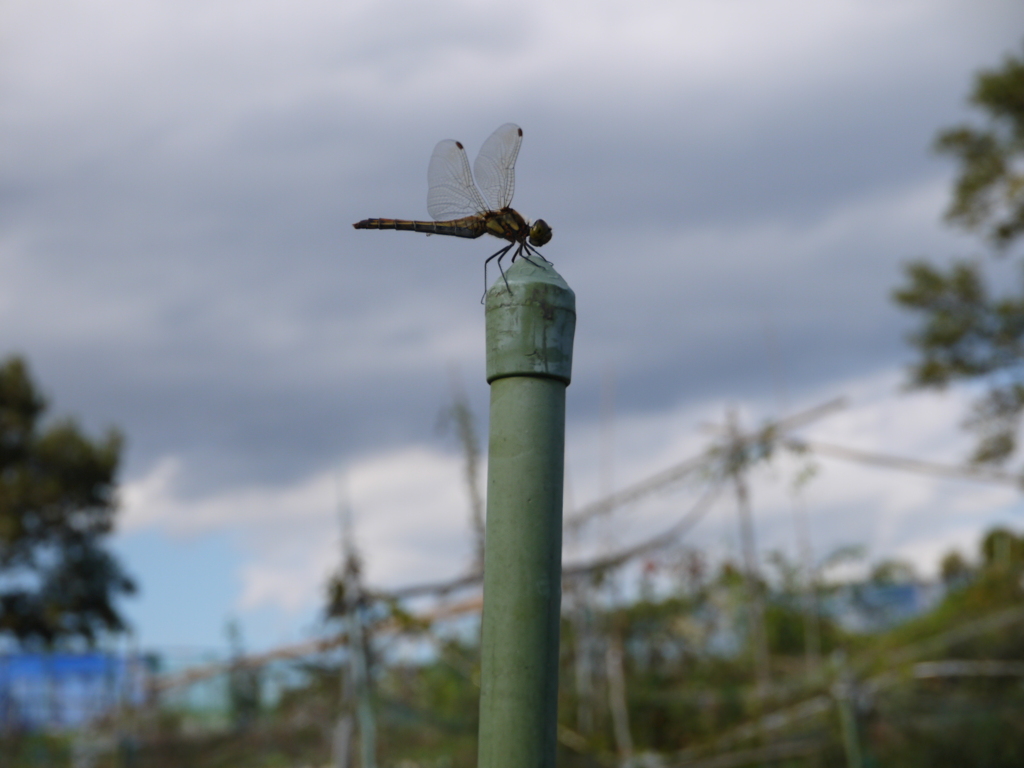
832, 653, 863, 768
725, 411, 771, 695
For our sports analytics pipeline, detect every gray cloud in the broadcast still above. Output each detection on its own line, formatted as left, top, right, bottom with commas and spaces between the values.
2, 1, 1022, 645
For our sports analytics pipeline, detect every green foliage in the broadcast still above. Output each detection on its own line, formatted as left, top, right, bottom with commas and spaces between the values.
851, 531, 1024, 768
894, 42, 1024, 466
554, 560, 850, 762
226, 621, 263, 731
764, 601, 843, 657
0, 733, 72, 768
935, 43, 1024, 248
981, 526, 1024, 568
893, 262, 1024, 384
869, 681, 1024, 768
374, 638, 479, 765
856, 529, 1024, 669
99, 527, 1024, 768
940, 549, 973, 585
894, 258, 1024, 462
0, 355, 134, 646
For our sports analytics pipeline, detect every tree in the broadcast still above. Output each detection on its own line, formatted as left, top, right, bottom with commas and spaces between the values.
939, 550, 973, 586
980, 527, 1024, 570
894, 42, 1024, 468
0, 355, 135, 646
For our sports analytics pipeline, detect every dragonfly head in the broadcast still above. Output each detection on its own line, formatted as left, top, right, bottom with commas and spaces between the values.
528, 219, 553, 247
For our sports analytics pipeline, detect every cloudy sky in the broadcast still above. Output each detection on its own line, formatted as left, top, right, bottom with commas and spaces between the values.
2, 1, 1023, 654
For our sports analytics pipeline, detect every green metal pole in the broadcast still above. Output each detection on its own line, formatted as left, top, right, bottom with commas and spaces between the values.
477, 257, 576, 768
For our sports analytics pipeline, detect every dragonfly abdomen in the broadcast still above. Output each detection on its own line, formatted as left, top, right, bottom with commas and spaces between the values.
353, 218, 485, 239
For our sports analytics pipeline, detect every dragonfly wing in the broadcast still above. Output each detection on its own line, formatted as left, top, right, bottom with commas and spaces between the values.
428, 139, 489, 221
473, 123, 521, 211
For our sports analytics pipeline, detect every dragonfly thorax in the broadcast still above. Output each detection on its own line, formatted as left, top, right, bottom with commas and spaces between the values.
483, 208, 530, 243
483, 208, 552, 250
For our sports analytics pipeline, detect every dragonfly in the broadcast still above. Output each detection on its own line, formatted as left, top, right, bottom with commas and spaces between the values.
353, 123, 552, 295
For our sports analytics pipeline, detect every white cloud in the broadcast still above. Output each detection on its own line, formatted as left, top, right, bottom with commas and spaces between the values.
120, 444, 477, 614
563, 367, 1022, 576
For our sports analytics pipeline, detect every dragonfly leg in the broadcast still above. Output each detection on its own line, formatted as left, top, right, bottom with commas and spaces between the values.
517, 242, 551, 268
481, 243, 516, 302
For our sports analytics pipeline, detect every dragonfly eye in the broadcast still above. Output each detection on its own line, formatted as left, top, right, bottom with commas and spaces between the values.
529, 219, 552, 247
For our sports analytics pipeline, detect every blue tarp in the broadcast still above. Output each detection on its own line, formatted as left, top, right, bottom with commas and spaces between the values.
0, 652, 148, 731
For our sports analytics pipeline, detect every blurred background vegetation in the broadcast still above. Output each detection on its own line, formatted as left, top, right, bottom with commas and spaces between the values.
5, 525, 1024, 767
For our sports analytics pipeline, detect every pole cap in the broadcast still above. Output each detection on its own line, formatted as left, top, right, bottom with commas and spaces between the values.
485, 258, 576, 385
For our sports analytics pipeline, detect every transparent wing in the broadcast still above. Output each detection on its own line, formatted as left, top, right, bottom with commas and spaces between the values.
427, 139, 489, 221
473, 123, 521, 211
